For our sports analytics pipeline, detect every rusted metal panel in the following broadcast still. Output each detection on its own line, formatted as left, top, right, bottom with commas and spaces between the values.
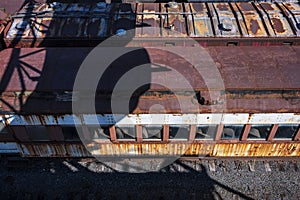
279, 2, 300, 36
187, 3, 214, 37
208, 3, 240, 37
234, 2, 269, 37
3, 2, 136, 47
136, 14, 161, 37
17, 142, 300, 157
256, 2, 294, 37
0, 46, 299, 114
161, 14, 188, 37
136, 3, 160, 14
161, 3, 184, 14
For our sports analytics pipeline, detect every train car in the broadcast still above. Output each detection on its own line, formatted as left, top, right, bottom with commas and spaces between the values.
1, 2, 300, 48
0, 45, 299, 157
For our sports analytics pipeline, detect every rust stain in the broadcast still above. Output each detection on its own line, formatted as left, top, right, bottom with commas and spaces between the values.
216, 4, 230, 11
260, 3, 274, 11
191, 3, 204, 12
18, 143, 300, 157
239, 3, 254, 11
250, 19, 259, 34
271, 18, 285, 33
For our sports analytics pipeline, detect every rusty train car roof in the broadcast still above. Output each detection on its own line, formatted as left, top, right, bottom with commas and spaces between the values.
0, 46, 299, 114
2, 2, 300, 48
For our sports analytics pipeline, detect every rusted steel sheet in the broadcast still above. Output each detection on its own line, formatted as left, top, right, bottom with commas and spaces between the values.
233, 2, 269, 37
136, 3, 160, 14
210, 143, 300, 157
161, 14, 188, 37
18, 142, 300, 157
160, 3, 184, 14
2, 2, 300, 47
136, 14, 161, 37
4, 2, 136, 47
0, 46, 299, 92
208, 3, 240, 37
256, 2, 294, 37
279, 2, 300, 36
187, 3, 214, 37
0, 46, 299, 114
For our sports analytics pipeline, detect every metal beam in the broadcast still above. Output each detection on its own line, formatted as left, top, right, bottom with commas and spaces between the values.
241, 124, 251, 141
293, 125, 300, 141
215, 124, 224, 141
109, 125, 116, 142
267, 124, 279, 141
136, 125, 143, 142
189, 125, 196, 141
163, 125, 169, 142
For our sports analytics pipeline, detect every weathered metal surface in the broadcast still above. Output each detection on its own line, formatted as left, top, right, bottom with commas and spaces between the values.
0, 46, 299, 114
233, 2, 269, 37
136, 14, 161, 37
279, 2, 300, 36
3, 2, 300, 48
17, 142, 300, 157
208, 3, 240, 37
3, 113, 300, 126
256, 2, 294, 37
187, 3, 214, 37
136, 3, 160, 14
4, 2, 137, 47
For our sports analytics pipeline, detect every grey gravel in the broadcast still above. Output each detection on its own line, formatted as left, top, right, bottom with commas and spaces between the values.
0, 157, 299, 200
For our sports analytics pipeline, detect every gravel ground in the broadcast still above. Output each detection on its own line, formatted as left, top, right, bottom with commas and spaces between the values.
0, 157, 299, 200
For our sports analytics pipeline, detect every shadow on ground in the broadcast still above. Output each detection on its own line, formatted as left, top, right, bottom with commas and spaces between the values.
0, 158, 254, 200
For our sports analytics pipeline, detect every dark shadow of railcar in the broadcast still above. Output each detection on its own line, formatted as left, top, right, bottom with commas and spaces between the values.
0, 158, 255, 200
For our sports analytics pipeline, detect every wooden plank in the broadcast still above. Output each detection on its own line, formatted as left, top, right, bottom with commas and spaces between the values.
241, 124, 251, 141
267, 124, 279, 141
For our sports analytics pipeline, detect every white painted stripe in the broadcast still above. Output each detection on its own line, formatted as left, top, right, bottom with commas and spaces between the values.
2, 113, 300, 125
